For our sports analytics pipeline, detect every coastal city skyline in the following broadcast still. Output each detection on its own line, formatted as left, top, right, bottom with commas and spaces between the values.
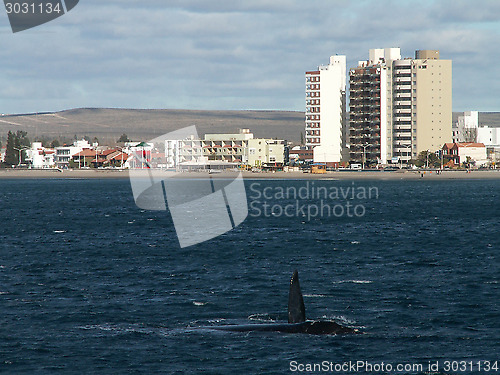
304, 48, 455, 167
1, 0, 500, 115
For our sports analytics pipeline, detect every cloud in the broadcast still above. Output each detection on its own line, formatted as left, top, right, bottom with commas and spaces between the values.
431, 0, 500, 23
0, 0, 499, 114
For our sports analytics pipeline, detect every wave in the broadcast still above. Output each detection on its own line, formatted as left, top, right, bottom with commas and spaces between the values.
77, 323, 169, 337
248, 313, 282, 322
320, 315, 358, 326
333, 280, 373, 284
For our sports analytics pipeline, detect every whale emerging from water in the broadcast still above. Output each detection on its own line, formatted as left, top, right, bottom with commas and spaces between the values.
209, 270, 361, 335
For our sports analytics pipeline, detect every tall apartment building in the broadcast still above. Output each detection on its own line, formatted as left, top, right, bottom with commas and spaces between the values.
350, 48, 401, 165
350, 48, 452, 165
305, 55, 346, 166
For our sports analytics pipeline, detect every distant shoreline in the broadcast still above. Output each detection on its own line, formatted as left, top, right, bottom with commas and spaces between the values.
1, 169, 500, 180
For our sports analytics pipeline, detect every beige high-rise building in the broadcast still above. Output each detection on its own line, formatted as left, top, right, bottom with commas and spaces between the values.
395, 50, 452, 162
350, 48, 452, 166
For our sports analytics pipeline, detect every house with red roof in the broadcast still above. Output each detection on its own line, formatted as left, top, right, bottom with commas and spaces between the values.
72, 148, 128, 168
442, 142, 487, 167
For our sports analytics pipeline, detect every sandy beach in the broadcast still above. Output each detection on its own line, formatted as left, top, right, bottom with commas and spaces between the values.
1, 168, 500, 180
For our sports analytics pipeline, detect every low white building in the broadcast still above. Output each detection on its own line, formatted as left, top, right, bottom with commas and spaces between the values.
164, 129, 284, 169
459, 143, 487, 166
203, 129, 253, 165
247, 139, 285, 167
26, 142, 56, 169
55, 139, 92, 169
313, 145, 339, 167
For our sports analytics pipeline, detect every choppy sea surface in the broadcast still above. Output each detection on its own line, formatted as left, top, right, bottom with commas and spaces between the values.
0, 178, 498, 374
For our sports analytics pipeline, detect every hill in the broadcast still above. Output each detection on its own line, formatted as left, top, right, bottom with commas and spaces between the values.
0, 108, 305, 144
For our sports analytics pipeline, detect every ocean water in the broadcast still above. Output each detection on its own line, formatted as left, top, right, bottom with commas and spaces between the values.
0, 178, 498, 374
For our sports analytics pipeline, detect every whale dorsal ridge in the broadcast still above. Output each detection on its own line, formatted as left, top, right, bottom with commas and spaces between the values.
288, 270, 306, 323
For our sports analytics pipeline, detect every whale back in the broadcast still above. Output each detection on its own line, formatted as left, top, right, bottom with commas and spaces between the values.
288, 270, 306, 323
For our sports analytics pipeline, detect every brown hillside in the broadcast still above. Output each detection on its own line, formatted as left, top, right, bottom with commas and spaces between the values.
0, 108, 305, 144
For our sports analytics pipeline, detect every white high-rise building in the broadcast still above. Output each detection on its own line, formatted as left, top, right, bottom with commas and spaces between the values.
305, 55, 346, 166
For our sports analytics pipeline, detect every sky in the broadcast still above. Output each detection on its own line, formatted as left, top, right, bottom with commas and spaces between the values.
1, 0, 499, 114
